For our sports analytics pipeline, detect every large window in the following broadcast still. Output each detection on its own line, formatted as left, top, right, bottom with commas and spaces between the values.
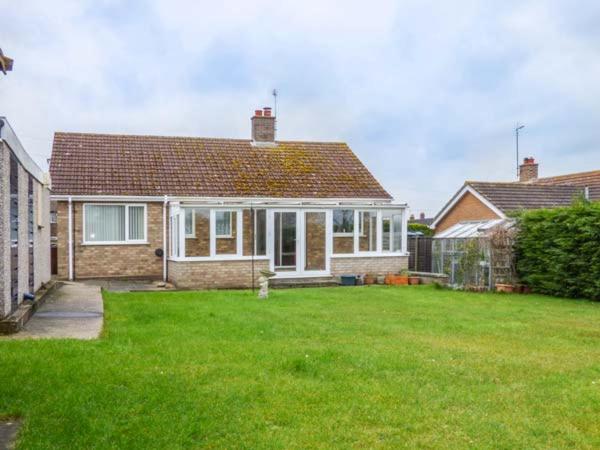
84, 204, 146, 244
333, 209, 354, 234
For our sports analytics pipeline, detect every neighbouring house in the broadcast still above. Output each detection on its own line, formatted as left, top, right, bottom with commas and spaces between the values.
431, 156, 600, 287
0, 117, 51, 320
431, 157, 596, 234
409, 212, 434, 227
49, 108, 408, 289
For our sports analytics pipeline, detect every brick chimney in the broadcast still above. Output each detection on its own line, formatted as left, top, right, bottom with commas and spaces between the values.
251, 107, 275, 143
519, 157, 538, 182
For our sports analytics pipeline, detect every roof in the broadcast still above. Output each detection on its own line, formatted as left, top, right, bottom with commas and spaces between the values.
468, 181, 584, 212
0, 117, 46, 184
533, 170, 600, 200
409, 217, 434, 226
49, 132, 392, 199
434, 219, 513, 239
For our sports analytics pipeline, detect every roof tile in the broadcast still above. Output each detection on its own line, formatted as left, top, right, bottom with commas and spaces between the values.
49, 133, 391, 199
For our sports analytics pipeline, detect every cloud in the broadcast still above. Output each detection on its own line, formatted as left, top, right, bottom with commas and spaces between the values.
1, 0, 600, 215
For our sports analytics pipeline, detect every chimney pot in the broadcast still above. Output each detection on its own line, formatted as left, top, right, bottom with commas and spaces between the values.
263, 107, 272, 117
255, 109, 263, 117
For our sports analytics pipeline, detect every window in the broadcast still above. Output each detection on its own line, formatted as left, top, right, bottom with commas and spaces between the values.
84, 204, 146, 244
216, 211, 232, 237
185, 208, 195, 237
50, 211, 57, 224
255, 209, 267, 256
333, 209, 354, 234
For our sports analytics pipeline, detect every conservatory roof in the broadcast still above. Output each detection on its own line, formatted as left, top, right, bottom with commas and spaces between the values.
434, 219, 512, 239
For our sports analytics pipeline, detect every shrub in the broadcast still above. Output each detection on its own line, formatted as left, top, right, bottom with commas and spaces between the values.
515, 199, 600, 300
408, 223, 434, 236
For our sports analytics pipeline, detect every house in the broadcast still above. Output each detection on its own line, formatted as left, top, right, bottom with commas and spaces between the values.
0, 117, 51, 320
49, 108, 408, 289
431, 157, 595, 234
409, 212, 434, 227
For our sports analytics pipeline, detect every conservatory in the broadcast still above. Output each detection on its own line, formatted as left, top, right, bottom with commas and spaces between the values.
432, 219, 515, 289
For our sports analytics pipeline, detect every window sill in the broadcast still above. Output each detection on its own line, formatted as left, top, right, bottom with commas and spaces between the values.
216, 235, 233, 239
81, 241, 149, 246
331, 252, 409, 258
333, 232, 354, 237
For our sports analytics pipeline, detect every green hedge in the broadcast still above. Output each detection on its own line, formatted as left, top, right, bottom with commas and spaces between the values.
408, 223, 434, 236
515, 199, 600, 300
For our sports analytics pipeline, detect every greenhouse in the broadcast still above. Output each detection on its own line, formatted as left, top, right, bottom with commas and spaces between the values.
432, 219, 515, 289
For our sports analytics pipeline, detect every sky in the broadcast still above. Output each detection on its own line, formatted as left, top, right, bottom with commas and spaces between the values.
2, 0, 600, 216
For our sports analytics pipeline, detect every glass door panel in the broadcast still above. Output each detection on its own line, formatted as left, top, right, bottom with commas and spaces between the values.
274, 212, 297, 271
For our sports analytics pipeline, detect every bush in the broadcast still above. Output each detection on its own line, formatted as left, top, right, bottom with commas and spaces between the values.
408, 223, 434, 236
515, 199, 600, 300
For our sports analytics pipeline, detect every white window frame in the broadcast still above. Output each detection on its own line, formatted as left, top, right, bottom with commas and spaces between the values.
185, 208, 195, 238
82, 203, 147, 245
215, 210, 233, 238
332, 208, 354, 236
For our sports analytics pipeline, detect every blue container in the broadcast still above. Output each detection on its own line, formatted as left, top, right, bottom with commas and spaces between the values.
340, 275, 356, 286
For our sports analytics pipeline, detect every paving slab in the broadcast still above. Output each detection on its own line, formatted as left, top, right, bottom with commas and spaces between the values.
0, 419, 21, 449
5, 282, 103, 340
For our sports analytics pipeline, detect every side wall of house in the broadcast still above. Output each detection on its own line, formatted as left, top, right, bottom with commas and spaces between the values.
56, 201, 164, 279
168, 259, 270, 289
0, 142, 51, 319
434, 191, 500, 234
0, 143, 10, 318
330, 255, 408, 277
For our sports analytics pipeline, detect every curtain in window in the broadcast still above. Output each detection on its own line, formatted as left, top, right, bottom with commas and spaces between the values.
216, 211, 231, 236
86, 205, 125, 242
129, 206, 145, 240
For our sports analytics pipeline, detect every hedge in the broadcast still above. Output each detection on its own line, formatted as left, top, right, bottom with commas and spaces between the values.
515, 199, 600, 300
408, 223, 434, 236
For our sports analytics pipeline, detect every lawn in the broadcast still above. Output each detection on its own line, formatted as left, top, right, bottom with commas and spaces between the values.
1, 286, 599, 449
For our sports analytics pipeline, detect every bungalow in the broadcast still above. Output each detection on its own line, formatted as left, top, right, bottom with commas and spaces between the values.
49, 108, 408, 289
431, 157, 597, 234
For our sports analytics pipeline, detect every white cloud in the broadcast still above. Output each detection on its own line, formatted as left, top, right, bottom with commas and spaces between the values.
1, 0, 600, 215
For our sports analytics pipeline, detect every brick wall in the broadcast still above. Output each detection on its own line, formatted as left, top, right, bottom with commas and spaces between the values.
305, 212, 326, 270
185, 209, 210, 257
331, 255, 408, 276
434, 191, 500, 234
333, 235, 353, 253
57, 201, 164, 279
168, 259, 269, 289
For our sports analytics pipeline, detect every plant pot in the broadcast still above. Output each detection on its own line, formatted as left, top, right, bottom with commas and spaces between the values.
386, 274, 409, 285
376, 275, 386, 285
364, 274, 376, 285
408, 276, 420, 285
495, 283, 514, 293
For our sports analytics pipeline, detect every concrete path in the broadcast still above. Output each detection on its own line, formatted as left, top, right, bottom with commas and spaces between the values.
7, 282, 103, 340
0, 419, 21, 449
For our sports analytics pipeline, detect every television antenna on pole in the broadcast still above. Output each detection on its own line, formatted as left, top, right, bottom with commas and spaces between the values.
272, 89, 278, 139
515, 123, 525, 179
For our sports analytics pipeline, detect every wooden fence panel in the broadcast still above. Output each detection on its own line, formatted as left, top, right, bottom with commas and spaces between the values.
408, 236, 432, 272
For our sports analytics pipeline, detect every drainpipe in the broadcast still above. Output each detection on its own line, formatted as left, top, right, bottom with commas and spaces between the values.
163, 195, 168, 282
68, 196, 73, 280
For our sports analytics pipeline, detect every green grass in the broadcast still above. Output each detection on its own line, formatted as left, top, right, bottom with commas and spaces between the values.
1, 286, 599, 449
